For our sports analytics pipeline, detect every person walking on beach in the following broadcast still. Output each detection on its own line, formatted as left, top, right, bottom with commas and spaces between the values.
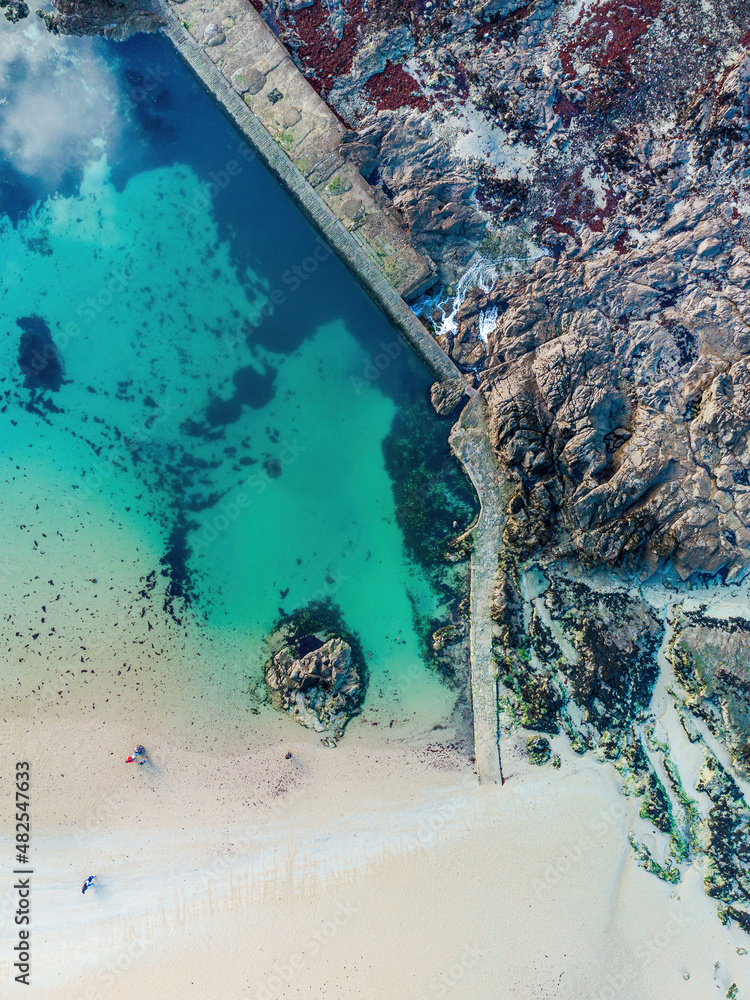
126, 745, 148, 765
81, 875, 96, 894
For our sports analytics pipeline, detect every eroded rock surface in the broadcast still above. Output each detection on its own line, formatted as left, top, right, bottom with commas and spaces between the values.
453, 53, 750, 579
38, 0, 163, 38
670, 612, 750, 779
264, 604, 366, 734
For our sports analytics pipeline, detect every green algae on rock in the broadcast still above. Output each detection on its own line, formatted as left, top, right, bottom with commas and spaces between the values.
526, 735, 559, 768
499, 570, 663, 752
695, 756, 750, 906
264, 601, 367, 736
669, 611, 750, 779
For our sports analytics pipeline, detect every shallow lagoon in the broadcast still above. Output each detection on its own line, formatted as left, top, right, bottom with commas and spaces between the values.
0, 25, 476, 734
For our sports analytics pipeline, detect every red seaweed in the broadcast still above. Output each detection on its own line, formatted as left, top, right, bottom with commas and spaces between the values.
285, 0, 368, 97
558, 0, 662, 116
365, 61, 429, 112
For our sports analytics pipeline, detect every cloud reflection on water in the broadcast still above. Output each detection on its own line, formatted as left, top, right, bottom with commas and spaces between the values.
0, 17, 120, 188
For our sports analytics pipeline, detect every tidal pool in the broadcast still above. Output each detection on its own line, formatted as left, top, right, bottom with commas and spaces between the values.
0, 24, 477, 735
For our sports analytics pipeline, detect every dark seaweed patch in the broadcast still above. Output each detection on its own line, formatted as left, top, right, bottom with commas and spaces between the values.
669, 323, 697, 368
205, 363, 276, 427
160, 513, 199, 616
17, 315, 64, 391
383, 396, 479, 569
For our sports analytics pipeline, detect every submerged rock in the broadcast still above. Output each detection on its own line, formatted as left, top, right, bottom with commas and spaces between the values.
17, 316, 64, 392
264, 602, 366, 734
1, 0, 29, 22
37, 0, 163, 38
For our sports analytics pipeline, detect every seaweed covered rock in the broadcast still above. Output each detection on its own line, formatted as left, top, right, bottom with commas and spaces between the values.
544, 579, 664, 742
527, 735, 553, 766
17, 316, 64, 392
1, 0, 29, 23
670, 612, 750, 779
264, 602, 366, 734
429, 590, 471, 685
502, 572, 663, 753
696, 757, 750, 905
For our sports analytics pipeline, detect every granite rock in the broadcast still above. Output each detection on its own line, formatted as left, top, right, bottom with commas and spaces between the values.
265, 634, 365, 733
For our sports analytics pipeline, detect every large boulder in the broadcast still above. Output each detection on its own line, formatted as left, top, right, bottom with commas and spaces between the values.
264, 606, 366, 733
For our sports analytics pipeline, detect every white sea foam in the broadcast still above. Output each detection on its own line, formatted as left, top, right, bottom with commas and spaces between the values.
478, 304, 498, 343
415, 251, 549, 344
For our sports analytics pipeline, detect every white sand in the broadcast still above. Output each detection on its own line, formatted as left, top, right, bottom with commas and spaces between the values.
3, 702, 750, 999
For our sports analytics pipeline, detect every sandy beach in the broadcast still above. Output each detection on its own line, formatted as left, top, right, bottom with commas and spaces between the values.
2, 15, 750, 1000
4, 694, 750, 999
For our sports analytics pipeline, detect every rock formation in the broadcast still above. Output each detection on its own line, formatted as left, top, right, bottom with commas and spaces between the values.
264, 604, 366, 734
670, 611, 750, 779
502, 570, 664, 750
19, 0, 750, 926
35, 0, 750, 579
37, 0, 163, 38
1, 0, 29, 23
16, 316, 64, 392
238, 0, 750, 582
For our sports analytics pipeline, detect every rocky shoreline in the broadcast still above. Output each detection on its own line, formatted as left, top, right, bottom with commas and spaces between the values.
14, 0, 750, 930
28, 0, 750, 581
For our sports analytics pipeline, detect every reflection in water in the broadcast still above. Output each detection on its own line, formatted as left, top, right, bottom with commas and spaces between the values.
0, 26, 476, 733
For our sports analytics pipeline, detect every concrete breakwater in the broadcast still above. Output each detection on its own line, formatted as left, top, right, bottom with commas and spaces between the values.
450, 393, 506, 784
156, 0, 501, 780
155, 0, 467, 389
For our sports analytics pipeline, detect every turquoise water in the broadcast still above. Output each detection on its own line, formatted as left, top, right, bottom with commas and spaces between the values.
0, 26, 475, 732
